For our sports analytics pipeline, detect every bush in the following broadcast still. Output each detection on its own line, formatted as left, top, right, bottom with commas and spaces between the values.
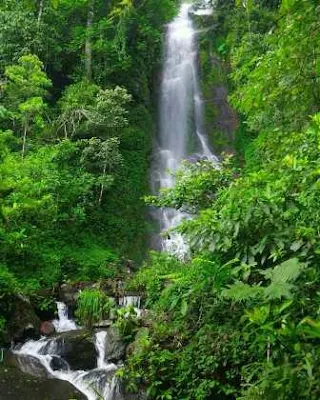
75, 288, 114, 327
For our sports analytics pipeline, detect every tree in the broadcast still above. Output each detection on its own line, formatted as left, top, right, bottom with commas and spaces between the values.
81, 137, 123, 204
56, 81, 131, 138
2, 54, 52, 157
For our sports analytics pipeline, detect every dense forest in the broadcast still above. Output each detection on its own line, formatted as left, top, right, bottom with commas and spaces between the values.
1, 0, 320, 399
0, 0, 177, 319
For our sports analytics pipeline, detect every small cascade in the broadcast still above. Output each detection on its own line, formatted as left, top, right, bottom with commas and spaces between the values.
118, 295, 142, 318
118, 295, 141, 309
96, 330, 108, 369
52, 301, 78, 333
13, 302, 130, 400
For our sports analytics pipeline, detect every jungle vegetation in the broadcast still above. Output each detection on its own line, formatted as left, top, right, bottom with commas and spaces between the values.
1, 0, 320, 399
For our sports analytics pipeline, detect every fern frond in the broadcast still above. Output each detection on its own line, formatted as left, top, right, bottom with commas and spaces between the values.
222, 282, 264, 302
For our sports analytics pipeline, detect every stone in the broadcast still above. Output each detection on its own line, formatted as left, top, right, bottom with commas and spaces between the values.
10, 354, 50, 378
7, 294, 41, 344
50, 355, 69, 371
0, 364, 86, 400
40, 321, 56, 336
57, 329, 96, 370
104, 326, 126, 363
58, 283, 78, 307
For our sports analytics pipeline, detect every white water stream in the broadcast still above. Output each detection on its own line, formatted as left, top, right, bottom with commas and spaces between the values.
52, 301, 78, 333
153, 2, 217, 259
13, 298, 141, 399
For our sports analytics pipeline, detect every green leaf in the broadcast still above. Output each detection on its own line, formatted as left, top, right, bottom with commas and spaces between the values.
298, 318, 320, 339
222, 282, 263, 302
261, 258, 303, 284
180, 299, 188, 316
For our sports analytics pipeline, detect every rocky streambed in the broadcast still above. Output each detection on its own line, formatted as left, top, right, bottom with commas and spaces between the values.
0, 296, 143, 400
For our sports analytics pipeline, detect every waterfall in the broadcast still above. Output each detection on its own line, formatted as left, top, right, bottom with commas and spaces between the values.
152, 2, 217, 259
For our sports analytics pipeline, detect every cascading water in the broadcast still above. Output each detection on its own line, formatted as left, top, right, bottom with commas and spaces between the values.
52, 301, 78, 333
12, 301, 136, 399
152, 2, 217, 258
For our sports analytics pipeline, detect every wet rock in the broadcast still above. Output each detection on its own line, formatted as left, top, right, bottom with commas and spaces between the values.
104, 327, 126, 363
32, 330, 96, 370
12, 354, 50, 378
40, 321, 56, 336
185, 154, 208, 163
7, 294, 41, 344
0, 364, 86, 400
82, 368, 117, 397
58, 283, 78, 307
50, 355, 69, 371
57, 329, 96, 370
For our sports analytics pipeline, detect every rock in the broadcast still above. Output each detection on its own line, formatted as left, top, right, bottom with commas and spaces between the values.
40, 321, 56, 336
50, 356, 69, 371
81, 368, 117, 396
7, 294, 41, 343
104, 327, 126, 363
58, 283, 78, 307
57, 329, 96, 370
0, 364, 86, 400
93, 320, 112, 328
10, 354, 50, 378
11, 330, 96, 371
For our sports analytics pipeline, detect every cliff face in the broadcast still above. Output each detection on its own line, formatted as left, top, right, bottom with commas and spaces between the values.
195, 12, 238, 155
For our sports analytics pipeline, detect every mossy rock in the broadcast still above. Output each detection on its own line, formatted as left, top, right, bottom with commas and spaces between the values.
0, 364, 86, 400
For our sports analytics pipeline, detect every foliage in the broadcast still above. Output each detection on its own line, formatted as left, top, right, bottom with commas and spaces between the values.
0, 0, 177, 342
75, 288, 114, 327
57, 82, 131, 138
123, 2, 320, 399
114, 306, 140, 342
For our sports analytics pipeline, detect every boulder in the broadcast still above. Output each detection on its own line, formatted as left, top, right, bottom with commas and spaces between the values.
104, 327, 126, 363
40, 321, 56, 336
57, 329, 96, 370
7, 294, 41, 343
8, 353, 50, 378
81, 368, 117, 397
10, 330, 96, 371
58, 283, 78, 307
0, 364, 86, 400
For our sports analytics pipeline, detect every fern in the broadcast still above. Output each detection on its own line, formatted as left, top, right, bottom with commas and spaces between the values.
261, 258, 303, 284
222, 282, 264, 302
261, 258, 304, 300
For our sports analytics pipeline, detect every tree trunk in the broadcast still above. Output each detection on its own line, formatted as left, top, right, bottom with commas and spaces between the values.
98, 164, 107, 205
22, 121, 28, 159
37, 0, 44, 28
85, 0, 94, 81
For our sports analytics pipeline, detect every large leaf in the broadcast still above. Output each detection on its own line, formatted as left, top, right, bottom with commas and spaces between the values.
261, 258, 303, 284
222, 282, 263, 302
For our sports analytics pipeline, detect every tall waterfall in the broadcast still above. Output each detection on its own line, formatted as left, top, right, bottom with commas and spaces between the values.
152, 2, 216, 258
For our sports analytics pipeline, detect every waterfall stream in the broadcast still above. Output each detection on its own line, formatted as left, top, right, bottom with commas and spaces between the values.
52, 301, 78, 333
152, 2, 217, 258
13, 298, 140, 400
10, 2, 215, 398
